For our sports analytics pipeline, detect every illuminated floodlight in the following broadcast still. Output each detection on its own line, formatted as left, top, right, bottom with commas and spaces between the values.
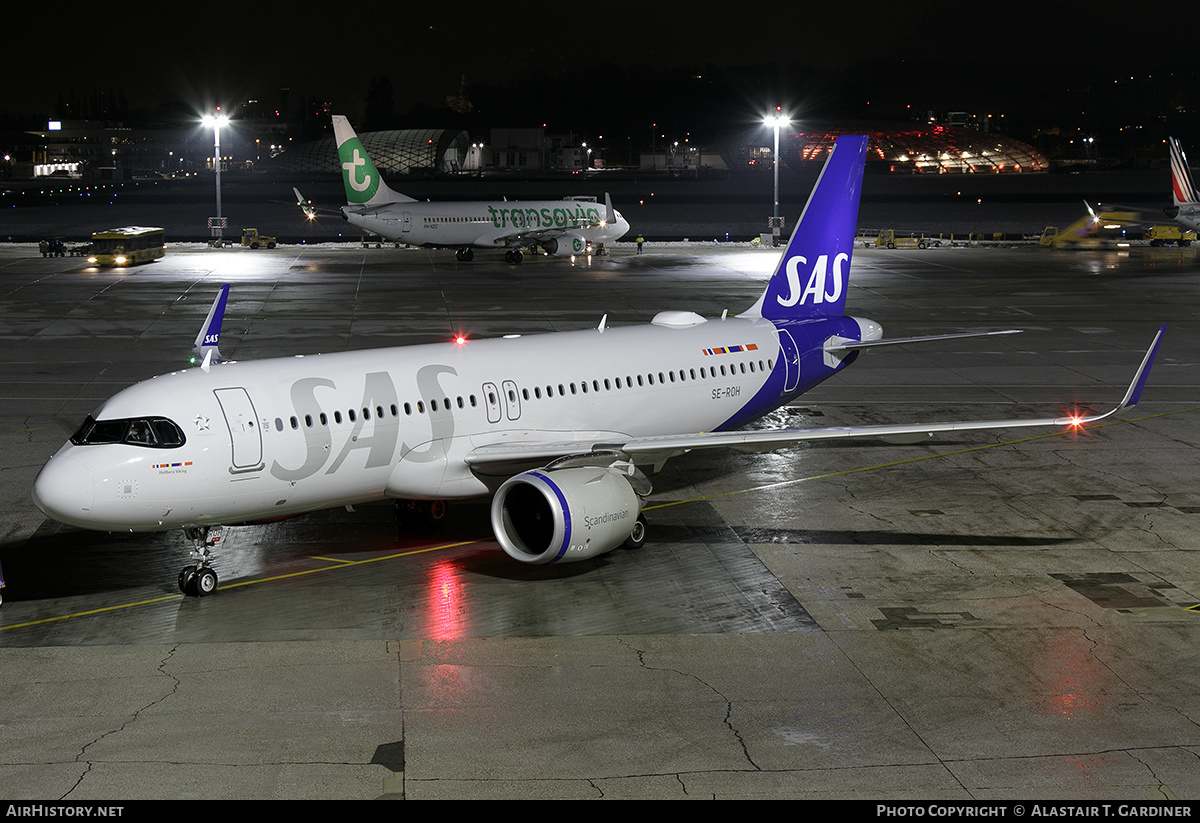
201, 113, 230, 130
201, 110, 229, 242
763, 109, 791, 128
763, 107, 791, 246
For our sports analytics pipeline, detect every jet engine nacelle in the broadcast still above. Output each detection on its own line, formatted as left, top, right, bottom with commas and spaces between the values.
542, 233, 588, 257
490, 466, 641, 564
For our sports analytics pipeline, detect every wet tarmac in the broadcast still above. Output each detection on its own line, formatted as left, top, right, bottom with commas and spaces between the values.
1, 240, 1199, 799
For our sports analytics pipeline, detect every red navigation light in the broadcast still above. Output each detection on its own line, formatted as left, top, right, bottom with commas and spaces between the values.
1060, 404, 1089, 431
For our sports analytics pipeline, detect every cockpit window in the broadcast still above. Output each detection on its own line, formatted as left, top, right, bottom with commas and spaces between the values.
70, 415, 186, 448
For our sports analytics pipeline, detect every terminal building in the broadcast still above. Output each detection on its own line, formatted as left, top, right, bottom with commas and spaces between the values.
266, 127, 599, 176
271, 128, 478, 176
733, 122, 1050, 174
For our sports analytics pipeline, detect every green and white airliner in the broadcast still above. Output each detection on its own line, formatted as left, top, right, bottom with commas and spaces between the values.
296, 115, 630, 263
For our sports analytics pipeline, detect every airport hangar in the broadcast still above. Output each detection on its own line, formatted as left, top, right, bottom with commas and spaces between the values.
1, 132, 1199, 800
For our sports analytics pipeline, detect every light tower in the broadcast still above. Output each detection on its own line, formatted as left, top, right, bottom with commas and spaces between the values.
763, 107, 790, 246
201, 109, 230, 245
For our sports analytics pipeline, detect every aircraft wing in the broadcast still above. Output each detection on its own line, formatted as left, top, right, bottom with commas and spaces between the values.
293, 188, 344, 219
1083, 201, 1151, 228
464, 324, 1166, 470
485, 223, 601, 247
484, 195, 616, 247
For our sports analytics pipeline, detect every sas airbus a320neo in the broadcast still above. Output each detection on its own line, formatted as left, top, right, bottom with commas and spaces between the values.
34, 135, 1166, 597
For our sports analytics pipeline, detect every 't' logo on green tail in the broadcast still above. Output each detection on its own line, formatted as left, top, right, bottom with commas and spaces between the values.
338, 138, 380, 204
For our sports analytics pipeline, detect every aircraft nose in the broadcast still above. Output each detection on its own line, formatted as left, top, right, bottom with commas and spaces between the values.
32, 453, 95, 524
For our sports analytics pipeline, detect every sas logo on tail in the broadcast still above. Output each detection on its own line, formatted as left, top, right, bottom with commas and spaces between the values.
776, 253, 848, 307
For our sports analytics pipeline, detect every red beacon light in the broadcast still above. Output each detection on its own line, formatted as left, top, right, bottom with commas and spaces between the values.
1061, 405, 1088, 429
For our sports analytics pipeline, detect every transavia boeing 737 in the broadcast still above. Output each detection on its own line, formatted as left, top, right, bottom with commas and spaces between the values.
33, 135, 1166, 597
294, 115, 630, 263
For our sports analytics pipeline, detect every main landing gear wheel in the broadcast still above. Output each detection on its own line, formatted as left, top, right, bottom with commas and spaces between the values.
624, 514, 647, 550
425, 499, 448, 526
178, 567, 196, 594
504, 249, 524, 264
455, 248, 474, 262
393, 499, 451, 529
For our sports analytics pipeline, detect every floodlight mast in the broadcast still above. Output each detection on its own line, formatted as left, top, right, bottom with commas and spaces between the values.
201, 111, 229, 242
764, 108, 790, 247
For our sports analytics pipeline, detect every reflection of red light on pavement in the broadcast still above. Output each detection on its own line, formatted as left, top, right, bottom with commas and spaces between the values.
1033, 635, 1104, 720
426, 560, 463, 640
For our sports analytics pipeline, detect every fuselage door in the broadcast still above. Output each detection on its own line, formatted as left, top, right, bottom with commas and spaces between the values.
213, 387, 264, 471
482, 382, 502, 424
777, 327, 801, 394
501, 379, 521, 421
402, 211, 411, 234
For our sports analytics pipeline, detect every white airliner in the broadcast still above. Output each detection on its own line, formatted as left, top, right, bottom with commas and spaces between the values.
33, 135, 1165, 597
295, 115, 630, 263
1167, 136, 1200, 232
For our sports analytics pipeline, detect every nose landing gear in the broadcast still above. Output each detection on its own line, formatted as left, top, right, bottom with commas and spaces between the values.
178, 526, 223, 597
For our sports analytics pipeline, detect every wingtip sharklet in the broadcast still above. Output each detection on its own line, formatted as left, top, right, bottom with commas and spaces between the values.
191, 284, 230, 365
1119, 322, 1168, 410
1064, 322, 1167, 426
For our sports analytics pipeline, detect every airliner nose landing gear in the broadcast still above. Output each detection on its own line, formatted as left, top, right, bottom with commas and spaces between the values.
179, 526, 222, 597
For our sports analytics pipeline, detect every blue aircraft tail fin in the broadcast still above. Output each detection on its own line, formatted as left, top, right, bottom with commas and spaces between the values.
741, 134, 868, 322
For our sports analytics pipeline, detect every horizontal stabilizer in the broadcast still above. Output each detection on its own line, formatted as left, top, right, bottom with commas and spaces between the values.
824, 329, 1022, 354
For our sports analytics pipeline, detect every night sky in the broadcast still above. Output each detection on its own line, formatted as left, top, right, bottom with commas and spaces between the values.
2, 5, 1187, 151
